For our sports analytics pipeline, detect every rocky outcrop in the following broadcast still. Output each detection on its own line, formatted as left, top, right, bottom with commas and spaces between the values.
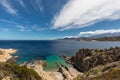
68, 47, 120, 72
74, 61, 120, 80
24, 60, 59, 80
24, 60, 81, 80
58, 65, 83, 80
0, 48, 18, 62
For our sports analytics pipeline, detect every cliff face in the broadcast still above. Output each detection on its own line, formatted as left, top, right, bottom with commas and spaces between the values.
70, 47, 120, 72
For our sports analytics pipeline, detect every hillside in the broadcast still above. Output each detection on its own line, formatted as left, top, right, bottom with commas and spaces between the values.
63, 36, 120, 41
94, 36, 120, 41
0, 62, 42, 80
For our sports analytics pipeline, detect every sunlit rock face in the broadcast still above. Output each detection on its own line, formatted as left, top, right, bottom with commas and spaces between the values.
0, 48, 18, 62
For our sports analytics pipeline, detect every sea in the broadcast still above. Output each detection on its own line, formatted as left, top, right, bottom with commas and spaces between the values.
0, 40, 120, 70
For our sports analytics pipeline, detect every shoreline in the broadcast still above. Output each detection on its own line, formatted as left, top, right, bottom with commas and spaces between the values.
0, 49, 78, 80
0, 48, 18, 62
21, 60, 81, 80
0, 47, 120, 80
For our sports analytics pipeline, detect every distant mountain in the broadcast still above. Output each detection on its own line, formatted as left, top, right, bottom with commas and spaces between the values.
91, 32, 120, 38
62, 35, 120, 41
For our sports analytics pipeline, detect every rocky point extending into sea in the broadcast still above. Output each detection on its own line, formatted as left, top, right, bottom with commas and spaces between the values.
0, 48, 18, 62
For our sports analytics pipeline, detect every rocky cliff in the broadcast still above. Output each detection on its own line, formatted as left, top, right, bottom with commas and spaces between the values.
61, 47, 120, 80
69, 47, 120, 72
74, 61, 120, 80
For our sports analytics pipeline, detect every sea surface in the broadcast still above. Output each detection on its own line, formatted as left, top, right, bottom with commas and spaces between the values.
0, 40, 120, 70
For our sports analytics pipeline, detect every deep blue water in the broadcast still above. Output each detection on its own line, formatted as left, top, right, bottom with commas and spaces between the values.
0, 40, 120, 70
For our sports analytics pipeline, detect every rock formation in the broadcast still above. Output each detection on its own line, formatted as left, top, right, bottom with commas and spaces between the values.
66, 47, 120, 72
0, 48, 18, 62
74, 61, 120, 80
24, 60, 81, 80
58, 65, 83, 80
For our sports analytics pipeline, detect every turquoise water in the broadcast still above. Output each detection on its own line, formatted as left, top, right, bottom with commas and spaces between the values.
0, 40, 120, 70
45, 55, 71, 70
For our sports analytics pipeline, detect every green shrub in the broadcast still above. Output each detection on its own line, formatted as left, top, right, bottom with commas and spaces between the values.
0, 62, 42, 80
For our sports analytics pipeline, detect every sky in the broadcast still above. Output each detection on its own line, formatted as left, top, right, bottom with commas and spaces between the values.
0, 0, 120, 40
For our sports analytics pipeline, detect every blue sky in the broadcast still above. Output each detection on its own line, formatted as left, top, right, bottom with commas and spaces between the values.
0, 0, 120, 40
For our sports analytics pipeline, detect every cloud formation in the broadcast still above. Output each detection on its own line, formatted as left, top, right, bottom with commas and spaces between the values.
0, 18, 17, 24
78, 29, 120, 37
0, 0, 17, 15
30, 0, 43, 12
53, 0, 120, 30
0, 18, 45, 32
17, 0, 25, 8
35, 0, 43, 12
16, 25, 27, 31
31, 25, 45, 31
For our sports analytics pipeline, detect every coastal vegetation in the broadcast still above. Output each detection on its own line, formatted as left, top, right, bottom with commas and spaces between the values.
0, 48, 42, 80
0, 62, 42, 80
74, 61, 120, 80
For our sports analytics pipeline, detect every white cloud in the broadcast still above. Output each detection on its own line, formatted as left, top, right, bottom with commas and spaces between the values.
31, 25, 45, 31
16, 25, 26, 31
0, 0, 17, 15
63, 36, 78, 38
0, 19, 45, 32
35, 0, 43, 12
17, 0, 25, 8
52, 0, 120, 30
30, 0, 43, 12
17, 25, 45, 32
78, 29, 120, 37
0, 18, 17, 24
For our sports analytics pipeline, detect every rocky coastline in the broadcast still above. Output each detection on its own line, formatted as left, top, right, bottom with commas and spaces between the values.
0, 48, 18, 62
63, 47, 120, 80
0, 47, 120, 80
0, 48, 80, 80
21, 59, 80, 80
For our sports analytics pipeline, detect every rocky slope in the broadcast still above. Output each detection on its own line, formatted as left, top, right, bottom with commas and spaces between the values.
68, 47, 120, 72
0, 48, 42, 80
62, 47, 120, 80
74, 61, 120, 80
0, 62, 42, 80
